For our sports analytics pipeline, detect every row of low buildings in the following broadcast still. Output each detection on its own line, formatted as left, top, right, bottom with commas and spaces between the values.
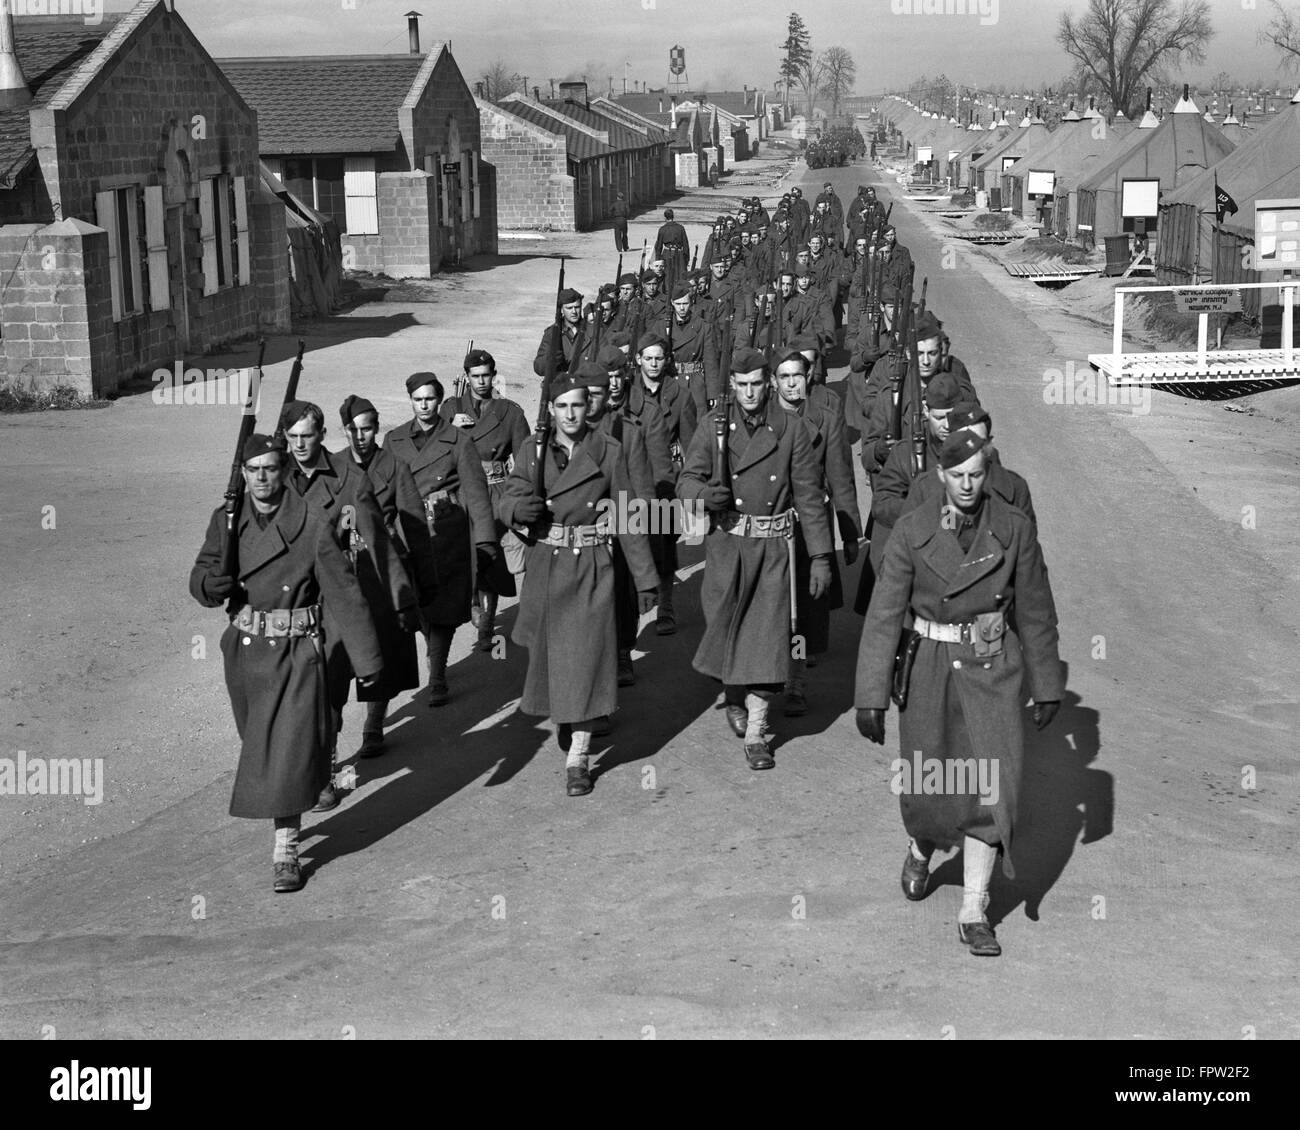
0, 0, 772, 397
477, 84, 771, 231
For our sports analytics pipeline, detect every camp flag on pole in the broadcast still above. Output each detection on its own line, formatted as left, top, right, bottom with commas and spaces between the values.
1214, 178, 1238, 225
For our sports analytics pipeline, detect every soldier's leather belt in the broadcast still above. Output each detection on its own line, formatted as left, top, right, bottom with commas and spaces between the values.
912, 617, 973, 643
231, 604, 321, 638
539, 522, 613, 549
424, 489, 460, 513
481, 460, 507, 484
717, 510, 794, 539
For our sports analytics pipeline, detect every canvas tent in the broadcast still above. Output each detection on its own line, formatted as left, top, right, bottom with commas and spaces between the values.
1156, 88, 1300, 317
1074, 91, 1234, 246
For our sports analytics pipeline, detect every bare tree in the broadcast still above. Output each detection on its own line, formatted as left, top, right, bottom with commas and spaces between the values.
818, 46, 856, 117
798, 53, 826, 118
480, 59, 522, 101
1261, 0, 1300, 70
1057, 0, 1213, 119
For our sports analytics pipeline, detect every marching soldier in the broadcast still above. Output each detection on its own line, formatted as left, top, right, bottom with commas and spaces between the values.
861, 310, 978, 478
788, 186, 811, 245
856, 430, 1064, 957
845, 281, 899, 442
610, 273, 641, 335
496, 370, 659, 797
666, 281, 721, 444
338, 395, 438, 759
701, 216, 728, 268
815, 180, 845, 240
676, 347, 833, 770
810, 199, 841, 249
441, 348, 532, 650
771, 346, 860, 715
639, 269, 670, 328
655, 208, 690, 297
608, 341, 679, 637
793, 268, 836, 353
281, 401, 418, 810
902, 402, 1036, 526
878, 225, 914, 294
190, 435, 382, 893
385, 373, 499, 706
533, 287, 589, 376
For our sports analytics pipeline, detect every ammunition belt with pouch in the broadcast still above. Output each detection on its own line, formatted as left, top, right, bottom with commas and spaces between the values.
538, 522, 613, 551
715, 509, 795, 539
895, 610, 1008, 708
231, 604, 321, 638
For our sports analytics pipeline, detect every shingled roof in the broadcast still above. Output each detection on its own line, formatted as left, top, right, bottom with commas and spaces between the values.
539, 99, 660, 153
497, 98, 614, 161
0, 18, 119, 188
218, 54, 427, 155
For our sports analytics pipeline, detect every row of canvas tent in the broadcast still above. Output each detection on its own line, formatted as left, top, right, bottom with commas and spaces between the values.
879, 90, 1300, 316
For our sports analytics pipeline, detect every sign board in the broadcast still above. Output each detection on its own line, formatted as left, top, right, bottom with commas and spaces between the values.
442, 162, 459, 175
1172, 287, 1243, 316
1026, 169, 1055, 197
1121, 178, 1160, 219
1254, 197, 1300, 271
916, 145, 933, 163
669, 45, 686, 76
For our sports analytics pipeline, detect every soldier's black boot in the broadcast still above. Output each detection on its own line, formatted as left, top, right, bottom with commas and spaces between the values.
359, 700, 388, 758
427, 626, 454, 707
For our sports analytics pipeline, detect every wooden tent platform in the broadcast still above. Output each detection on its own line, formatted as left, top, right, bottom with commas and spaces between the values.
1088, 349, 1300, 400
1005, 258, 1099, 283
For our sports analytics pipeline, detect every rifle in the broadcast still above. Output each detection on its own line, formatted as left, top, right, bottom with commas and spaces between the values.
713, 314, 733, 513
272, 338, 307, 444
749, 288, 768, 348
767, 281, 783, 366
690, 246, 699, 273
909, 277, 929, 479
454, 338, 472, 406
218, 337, 267, 577
534, 258, 566, 495
887, 271, 915, 447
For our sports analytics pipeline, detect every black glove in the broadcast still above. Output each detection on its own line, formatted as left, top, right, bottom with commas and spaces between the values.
870, 437, 894, 465
702, 483, 733, 513
514, 496, 546, 524
1033, 701, 1060, 731
842, 539, 860, 567
204, 572, 236, 601
809, 556, 832, 599
396, 607, 420, 635
856, 707, 885, 745
476, 543, 499, 573
637, 590, 658, 615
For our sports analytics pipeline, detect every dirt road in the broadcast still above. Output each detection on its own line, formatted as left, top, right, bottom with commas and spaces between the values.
1, 146, 1296, 1039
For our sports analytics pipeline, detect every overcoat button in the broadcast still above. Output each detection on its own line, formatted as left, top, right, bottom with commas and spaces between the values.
282, 585, 290, 592
242, 637, 251, 645
269, 640, 277, 648
587, 501, 594, 507
983, 662, 991, 669
953, 660, 962, 669
770, 475, 776, 481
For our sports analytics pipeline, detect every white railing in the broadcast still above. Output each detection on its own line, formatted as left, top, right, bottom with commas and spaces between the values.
1111, 280, 1296, 378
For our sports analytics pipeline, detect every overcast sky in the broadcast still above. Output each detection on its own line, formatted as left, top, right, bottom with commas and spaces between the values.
127, 0, 1300, 94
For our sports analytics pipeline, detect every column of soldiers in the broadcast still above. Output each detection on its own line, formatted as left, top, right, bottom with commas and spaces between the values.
192, 182, 1064, 959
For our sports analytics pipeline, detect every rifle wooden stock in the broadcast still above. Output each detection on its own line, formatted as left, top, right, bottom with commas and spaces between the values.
534, 258, 566, 495
218, 337, 267, 577
454, 338, 472, 403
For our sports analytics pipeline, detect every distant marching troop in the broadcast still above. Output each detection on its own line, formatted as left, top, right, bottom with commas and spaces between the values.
192, 178, 1064, 958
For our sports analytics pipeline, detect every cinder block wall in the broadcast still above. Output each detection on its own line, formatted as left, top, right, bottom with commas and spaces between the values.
478, 103, 573, 230
0, 220, 117, 396
377, 172, 436, 278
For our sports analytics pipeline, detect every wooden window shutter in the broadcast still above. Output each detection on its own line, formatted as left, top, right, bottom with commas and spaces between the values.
199, 178, 218, 296
234, 175, 251, 286
94, 190, 123, 322
144, 185, 169, 311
